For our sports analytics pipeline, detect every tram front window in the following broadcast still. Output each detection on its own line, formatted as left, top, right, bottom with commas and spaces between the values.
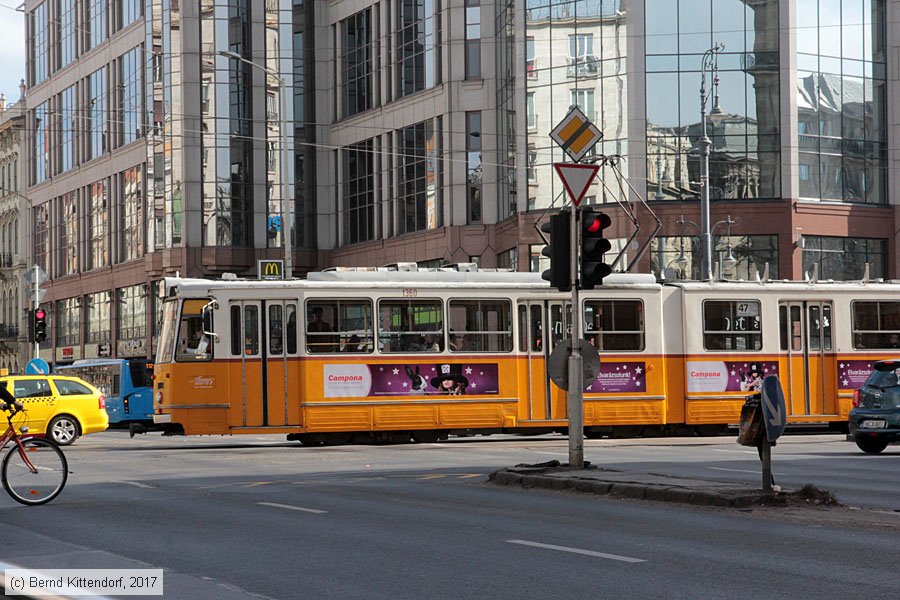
156, 300, 178, 363
175, 300, 214, 362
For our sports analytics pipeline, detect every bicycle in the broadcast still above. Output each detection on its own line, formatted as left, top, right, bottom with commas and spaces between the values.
0, 400, 68, 506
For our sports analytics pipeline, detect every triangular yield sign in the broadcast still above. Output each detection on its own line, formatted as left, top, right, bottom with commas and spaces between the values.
554, 163, 600, 206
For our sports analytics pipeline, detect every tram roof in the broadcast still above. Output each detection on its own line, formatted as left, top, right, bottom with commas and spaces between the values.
667, 279, 900, 292
163, 270, 659, 295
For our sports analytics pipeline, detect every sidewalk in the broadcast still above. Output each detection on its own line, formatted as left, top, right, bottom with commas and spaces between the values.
488, 460, 838, 508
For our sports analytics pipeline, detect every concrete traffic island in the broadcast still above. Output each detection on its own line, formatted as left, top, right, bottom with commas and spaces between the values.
489, 461, 840, 509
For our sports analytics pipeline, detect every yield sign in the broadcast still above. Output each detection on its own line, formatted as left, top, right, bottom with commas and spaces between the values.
554, 163, 600, 206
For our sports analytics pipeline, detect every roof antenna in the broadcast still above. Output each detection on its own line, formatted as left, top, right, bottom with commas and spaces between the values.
862, 262, 870, 284
761, 262, 769, 284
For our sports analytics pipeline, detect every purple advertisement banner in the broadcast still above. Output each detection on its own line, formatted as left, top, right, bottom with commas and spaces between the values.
324, 363, 499, 398
586, 362, 646, 394
838, 360, 875, 389
686, 361, 779, 393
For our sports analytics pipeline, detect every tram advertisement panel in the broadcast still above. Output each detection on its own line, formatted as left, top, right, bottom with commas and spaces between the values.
323, 363, 499, 397
687, 361, 779, 393
585, 362, 646, 393
838, 360, 875, 389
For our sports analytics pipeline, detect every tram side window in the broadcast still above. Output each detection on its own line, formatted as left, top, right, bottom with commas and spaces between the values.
269, 305, 284, 355
583, 300, 644, 351
176, 300, 214, 362
703, 300, 762, 351
448, 299, 512, 352
306, 299, 373, 354
852, 301, 900, 349
229, 305, 259, 356
378, 299, 443, 353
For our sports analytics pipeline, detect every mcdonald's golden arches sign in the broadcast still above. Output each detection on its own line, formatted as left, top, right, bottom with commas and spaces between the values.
258, 260, 284, 280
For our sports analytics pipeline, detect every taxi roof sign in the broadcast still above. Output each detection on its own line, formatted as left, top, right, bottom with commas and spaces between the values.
550, 106, 603, 163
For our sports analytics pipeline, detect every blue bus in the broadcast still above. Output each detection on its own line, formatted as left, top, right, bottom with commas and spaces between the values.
55, 358, 155, 429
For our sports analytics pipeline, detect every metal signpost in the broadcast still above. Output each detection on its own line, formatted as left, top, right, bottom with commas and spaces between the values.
550, 107, 604, 468
759, 375, 787, 491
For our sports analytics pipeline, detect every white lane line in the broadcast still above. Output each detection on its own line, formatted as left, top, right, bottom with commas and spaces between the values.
121, 481, 154, 489
258, 502, 328, 514
707, 467, 759, 474
506, 539, 645, 563
712, 448, 757, 454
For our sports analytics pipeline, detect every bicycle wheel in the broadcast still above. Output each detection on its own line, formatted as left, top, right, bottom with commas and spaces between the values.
2, 438, 68, 506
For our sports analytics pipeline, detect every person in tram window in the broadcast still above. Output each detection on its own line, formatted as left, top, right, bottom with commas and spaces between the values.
308, 306, 336, 352
888, 333, 900, 349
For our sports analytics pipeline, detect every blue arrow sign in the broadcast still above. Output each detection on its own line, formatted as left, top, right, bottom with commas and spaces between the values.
760, 375, 786, 442
25, 358, 50, 375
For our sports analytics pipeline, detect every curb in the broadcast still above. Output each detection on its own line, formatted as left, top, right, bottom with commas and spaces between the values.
488, 469, 788, 508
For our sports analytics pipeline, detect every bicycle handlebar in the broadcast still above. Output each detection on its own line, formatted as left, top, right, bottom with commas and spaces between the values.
0, 401, 24, 414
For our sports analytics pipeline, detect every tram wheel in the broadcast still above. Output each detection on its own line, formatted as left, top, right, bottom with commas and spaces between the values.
411, 430, 441, 444
294, 434, 323, 447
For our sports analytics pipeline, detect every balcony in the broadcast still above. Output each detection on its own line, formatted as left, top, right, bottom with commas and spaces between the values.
567, 55, 600, 78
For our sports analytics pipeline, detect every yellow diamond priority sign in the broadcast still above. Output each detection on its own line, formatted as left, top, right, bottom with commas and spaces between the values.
550, 106, 603, 163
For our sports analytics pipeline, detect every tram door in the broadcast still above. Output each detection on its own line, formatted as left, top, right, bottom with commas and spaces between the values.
519, 300, 570, 421
229, 300, 300, 428
779, 301, 836, 417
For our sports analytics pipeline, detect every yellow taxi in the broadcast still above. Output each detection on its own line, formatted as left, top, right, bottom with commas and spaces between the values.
0, 375, 109, 446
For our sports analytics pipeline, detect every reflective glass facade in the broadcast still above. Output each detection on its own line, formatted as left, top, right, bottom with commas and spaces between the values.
645, 0, 780, 201
796, 0, 886, 203
525, 1, 628, 213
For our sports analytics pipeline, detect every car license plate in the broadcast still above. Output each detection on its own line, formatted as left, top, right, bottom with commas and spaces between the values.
861, 419, 887, 429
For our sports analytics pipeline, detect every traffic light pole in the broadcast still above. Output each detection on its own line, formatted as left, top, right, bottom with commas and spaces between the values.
567, 206, 584, 468
32, 264, 39, 360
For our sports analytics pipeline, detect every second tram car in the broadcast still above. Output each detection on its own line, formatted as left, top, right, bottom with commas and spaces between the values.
150, 267, 900, 443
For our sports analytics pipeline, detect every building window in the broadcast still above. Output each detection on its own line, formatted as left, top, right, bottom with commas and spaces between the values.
465, 0, 481, 79
88, 0, 107, 50
398, 120, 439, 234
497, 247, 518, 271
796, 0, 886, 204
526, 36, 536, 78
88, 68, 107, 161
59, 0, 76, 68
570, 89, 595, 122
89, 180, 108, 269
33, 204, 49, 273
118, 285, 148, 341
120, 0, 142, 30
644, 0, 781, 201
342, 140, 375, 245
30, 2, 48, 85
59, 85, 76, 174
85, 292, 111, 344
119, 46, 144, 146
526, 92, 536, 129
32, 103, 49, 185
342, 9, 372, 117
802, 235, 886, 280
293, 32, 304, 123
529, 244, 548, 273
466, 111, 482, 224
397, 0, 439, 98
56, 297, 81, 347
568, 33, 597, 77
650, 234, 779, 281
58, 191, 79, 276
119, 165, 144, 262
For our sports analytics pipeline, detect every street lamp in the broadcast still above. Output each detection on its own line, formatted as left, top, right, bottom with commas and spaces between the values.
674, 214, 698, 279
712, 215, 738, 279
698, 42, 725, 282
218, 49, 293, 279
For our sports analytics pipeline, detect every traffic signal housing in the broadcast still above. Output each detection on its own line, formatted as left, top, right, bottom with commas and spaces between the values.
540, 210, 572, 292
580, 208, 612, 289
34, 307, 48, 343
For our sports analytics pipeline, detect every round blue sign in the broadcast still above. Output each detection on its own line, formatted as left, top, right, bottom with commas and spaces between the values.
25, 358, 50, 375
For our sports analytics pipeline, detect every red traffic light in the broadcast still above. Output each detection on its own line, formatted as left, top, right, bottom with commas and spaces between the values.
583, 212, 612, 234
35, 308, 46, 320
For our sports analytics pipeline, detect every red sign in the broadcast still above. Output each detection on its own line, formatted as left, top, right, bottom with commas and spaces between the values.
554, 163, 600, 206
62, 347, 74, 358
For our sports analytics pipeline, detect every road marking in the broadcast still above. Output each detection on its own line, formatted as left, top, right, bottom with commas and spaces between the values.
506, 540, 645, 563
120, 481, 154, 489
243, 481, 274, 487
419, 474, 447, 480
258, 502, 327, 514
707, 467, 759, 474
457, 474, 482, 479
712, 448, 756, 454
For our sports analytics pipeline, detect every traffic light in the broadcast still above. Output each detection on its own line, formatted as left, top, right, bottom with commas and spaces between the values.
34, 307, 48, 343
540, 210, 572, 292
580, 208, 612, 289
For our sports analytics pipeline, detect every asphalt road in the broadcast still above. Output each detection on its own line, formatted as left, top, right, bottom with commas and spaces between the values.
0, 432, 898, 599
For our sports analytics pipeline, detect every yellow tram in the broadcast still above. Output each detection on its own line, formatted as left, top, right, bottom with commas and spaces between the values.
151, 266, 900, 443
